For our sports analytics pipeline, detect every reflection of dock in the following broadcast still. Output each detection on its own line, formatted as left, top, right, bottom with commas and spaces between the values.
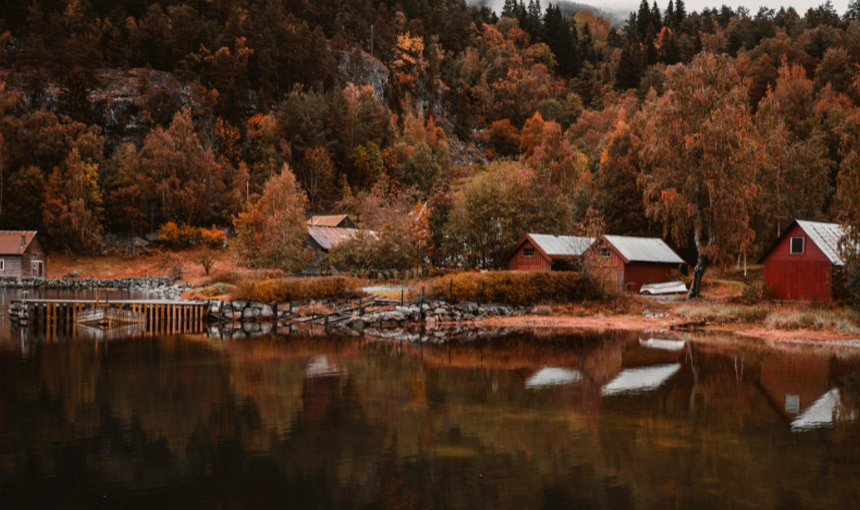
8, 297, 210, 338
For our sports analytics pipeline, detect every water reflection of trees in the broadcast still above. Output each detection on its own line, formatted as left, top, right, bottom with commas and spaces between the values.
2, 333, 860, 508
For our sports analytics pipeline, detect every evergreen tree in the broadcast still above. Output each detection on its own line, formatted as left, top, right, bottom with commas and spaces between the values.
644, 23, 659, 66
637, 0, 652, 39
542, 5, 580, 77
615, 40, 643, 90
664, 0, 675, 27
651, 2, 663, 30
674, 0, 687, 27
845, 0, 860, 22
662, 27, 680, 64
525, 0, 543, 41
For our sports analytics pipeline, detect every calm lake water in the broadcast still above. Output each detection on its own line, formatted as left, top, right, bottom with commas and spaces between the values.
2, 295, 860, 508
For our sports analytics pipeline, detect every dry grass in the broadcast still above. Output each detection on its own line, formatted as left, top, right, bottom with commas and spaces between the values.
425, 271, 593, 305
233, 275, 367, 303
674, 303, 771, 323
183, 283, 231, 301
294, 303, 332, 317
675, 301, 860, 333
49, 245, 250, 284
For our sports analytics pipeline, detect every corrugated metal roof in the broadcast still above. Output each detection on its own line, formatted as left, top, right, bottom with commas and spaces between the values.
604, 235, 685, 264
528, 234, 595, 257
796, 220, 846, 266
307, 215, 350, 227
307, 226, 374, 251
0, 231, 38, 255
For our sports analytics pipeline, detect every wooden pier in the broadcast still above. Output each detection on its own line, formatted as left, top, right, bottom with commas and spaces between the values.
7, 297, 211, 338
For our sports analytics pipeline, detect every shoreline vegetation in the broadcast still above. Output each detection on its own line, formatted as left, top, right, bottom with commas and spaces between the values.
30, 248, 860, 346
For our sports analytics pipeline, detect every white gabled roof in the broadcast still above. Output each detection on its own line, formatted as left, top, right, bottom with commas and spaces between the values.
525, 367, 582, 389
601, 364, 682, 396
791, 388, 856, 431
528, 234, 595, 257
795, 220, 846, 266
603, 235, 685, 264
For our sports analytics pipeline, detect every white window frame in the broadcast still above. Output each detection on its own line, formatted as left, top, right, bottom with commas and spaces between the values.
523, 248, 535, 258
0, 259, 5, 271
790, 237, 805, 255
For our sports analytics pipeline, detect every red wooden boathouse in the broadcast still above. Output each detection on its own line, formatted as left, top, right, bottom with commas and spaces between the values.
505, 234, 595, 271
596, 235, 686, 292
761, 220, 845, 301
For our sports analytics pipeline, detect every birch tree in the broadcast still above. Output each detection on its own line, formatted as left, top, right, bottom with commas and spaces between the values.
234, 163, 310, 273
641, 52, 761, 298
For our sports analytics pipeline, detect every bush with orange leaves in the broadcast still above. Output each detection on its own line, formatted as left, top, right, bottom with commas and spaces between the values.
234, 275, 367, 303
426, 271, 591, 305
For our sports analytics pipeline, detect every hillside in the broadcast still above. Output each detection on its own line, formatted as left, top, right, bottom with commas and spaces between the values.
1, 0, 860, 297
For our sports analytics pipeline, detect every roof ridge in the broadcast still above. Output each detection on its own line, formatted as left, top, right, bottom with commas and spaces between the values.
796, 218, 840, 226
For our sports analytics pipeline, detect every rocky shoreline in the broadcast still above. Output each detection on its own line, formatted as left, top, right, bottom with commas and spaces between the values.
336, 301, 526, 332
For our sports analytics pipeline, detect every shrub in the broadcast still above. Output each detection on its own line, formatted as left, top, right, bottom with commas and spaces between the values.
741, 279, 771, 304
207, 269, 285, 286
159, 222, 200, 247
200, 226, 226, 248
160, 222, 226, 248
425, 271, 591, 306
186, 283, 230, 300
158, 251, 184, 280
234, 275, 367, 303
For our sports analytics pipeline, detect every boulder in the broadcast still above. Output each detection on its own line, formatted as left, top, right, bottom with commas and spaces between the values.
242, 307, 261, 320
260, 304, 274, 318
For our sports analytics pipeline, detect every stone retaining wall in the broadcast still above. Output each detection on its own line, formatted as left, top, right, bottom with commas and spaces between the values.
0, 276, 188, 297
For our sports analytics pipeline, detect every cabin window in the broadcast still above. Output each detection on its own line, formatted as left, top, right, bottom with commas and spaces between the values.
790, 237, 805, 254
785, 394, 800, 414
600, 248, 611, 258
0, 259, 4, 271
523, 248, 535, 258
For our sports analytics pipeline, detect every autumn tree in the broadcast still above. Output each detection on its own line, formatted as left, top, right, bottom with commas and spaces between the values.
755, 63, 832, 243
103, 143, 148, 234
297, 146, 336, 211
641, 53, 761, 298
835, 107, 860, 304
42, 149, 103, 252
234, 164, 311, 273
443, 161, 568, 269
138, 109, 226, 226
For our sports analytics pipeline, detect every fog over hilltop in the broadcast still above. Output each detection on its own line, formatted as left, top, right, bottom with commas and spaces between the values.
468, 0, 852, 21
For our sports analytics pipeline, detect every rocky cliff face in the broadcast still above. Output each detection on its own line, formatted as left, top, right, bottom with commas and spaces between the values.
90, 68, 199, 149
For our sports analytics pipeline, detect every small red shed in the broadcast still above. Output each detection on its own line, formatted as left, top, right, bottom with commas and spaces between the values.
597, 235, 686, 292
505, 234, 595, 271
761, 220, 845, 301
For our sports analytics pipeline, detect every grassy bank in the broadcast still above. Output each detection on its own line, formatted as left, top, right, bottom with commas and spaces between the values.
675, 302, 860, 334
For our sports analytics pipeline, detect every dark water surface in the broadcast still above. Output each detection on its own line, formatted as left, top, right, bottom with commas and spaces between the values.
2, 304, 860, 508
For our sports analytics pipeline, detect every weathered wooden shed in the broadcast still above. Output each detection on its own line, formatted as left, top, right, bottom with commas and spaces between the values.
505, 234, 595, 271
760, 220, 845, 301
597, 235, 685, 292
306, 215, 355, 228
0, 231, 48, 278
304, 225, 376, 275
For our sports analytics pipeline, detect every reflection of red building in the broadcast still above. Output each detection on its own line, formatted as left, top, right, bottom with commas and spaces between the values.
758, 355, 831, 424
760, 220, 845, 301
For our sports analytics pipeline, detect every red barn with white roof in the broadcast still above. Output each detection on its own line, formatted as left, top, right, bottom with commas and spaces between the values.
761, 220, 845, 301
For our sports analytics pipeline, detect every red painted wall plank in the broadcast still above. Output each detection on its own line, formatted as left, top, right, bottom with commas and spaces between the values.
508, 240, 551, 271
763, 223, 834, 300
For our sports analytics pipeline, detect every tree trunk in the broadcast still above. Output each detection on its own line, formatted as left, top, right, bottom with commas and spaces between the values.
687, 249, 707, 299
